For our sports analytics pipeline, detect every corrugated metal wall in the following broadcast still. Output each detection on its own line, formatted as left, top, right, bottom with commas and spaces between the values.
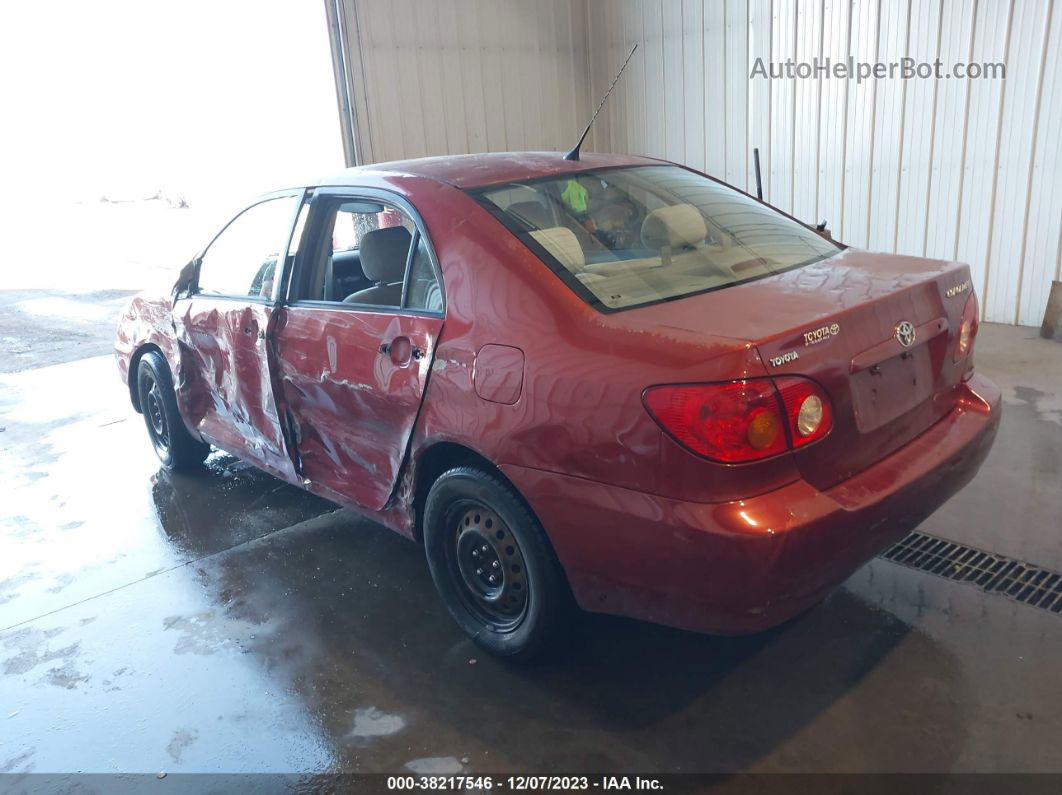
336, 0, 592, 164
586, 0, 1062, 326
337, 0, 1062, 325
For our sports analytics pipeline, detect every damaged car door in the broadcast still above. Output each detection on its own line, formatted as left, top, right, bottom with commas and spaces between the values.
271, 189, 444, 510
175, 192, 304, 479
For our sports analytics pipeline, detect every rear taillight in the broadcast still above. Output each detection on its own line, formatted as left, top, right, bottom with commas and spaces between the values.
643, 377, 832, 463
954, 292, 979, 362
774, 376, 832, 448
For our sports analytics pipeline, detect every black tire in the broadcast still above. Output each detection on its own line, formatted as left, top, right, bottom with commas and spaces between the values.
136, 351, 210, 470
423, 467, 570, 659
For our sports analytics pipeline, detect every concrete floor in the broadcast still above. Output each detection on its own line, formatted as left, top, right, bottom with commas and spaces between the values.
1, 324, 1061, 777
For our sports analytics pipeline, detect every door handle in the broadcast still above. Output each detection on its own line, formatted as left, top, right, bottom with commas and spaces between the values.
379, 337, 419, 365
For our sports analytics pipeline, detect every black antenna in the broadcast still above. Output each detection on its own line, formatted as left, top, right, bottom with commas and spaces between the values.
564, 44, 638, 161
753, 147, 763, 200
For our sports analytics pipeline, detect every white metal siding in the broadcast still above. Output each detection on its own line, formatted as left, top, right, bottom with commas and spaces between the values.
338, 0, 591, 164
587, 0, 1062, 325
338, 0, 1062, 325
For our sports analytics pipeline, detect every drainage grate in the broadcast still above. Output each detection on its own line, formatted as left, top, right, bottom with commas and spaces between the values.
880, 531, 1062, 613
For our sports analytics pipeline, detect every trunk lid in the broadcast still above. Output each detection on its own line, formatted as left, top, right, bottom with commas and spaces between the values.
631, 249, 977, 489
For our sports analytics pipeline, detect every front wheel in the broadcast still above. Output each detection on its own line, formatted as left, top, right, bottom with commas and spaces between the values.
136, 351, 210, 470
423, 467, 570, 659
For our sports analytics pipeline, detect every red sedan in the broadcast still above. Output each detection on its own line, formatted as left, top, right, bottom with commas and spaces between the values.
115, 153, 1000, 657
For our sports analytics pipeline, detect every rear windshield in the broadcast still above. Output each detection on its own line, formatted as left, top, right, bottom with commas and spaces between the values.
471, 165, 841, 312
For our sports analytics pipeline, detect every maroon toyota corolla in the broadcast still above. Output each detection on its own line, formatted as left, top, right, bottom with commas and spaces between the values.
115, 152, 1000, 657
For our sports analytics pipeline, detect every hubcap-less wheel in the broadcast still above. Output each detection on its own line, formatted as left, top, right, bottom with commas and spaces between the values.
136, 350, 210, 471
144, 375, 170, 451
451, 505, 528, 630
424, 467, 571, 657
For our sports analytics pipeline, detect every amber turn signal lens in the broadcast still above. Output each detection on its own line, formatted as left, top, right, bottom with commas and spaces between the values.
746, 409, 781, 450
796, 395, 823, 437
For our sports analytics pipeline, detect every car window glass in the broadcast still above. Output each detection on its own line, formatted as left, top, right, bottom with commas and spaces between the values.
198, 196, 298, 299
330, 203, 415, 253
405, 235, 442, 312
488, 185, 543, 212
306, 201, 415, 307
474, 166, 840, 311
288, 201, 310, 257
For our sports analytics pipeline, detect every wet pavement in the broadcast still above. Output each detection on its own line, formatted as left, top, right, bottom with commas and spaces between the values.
1, 325, 1061, 777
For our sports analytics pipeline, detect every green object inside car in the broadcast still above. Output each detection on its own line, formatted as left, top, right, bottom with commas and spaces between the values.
561, 179, 589, 214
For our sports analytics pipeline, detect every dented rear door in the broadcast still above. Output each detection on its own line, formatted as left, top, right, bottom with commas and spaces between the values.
273, 307, 442, 510
270, 187, 445, 512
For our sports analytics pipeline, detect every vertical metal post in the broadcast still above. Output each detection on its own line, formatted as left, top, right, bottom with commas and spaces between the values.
753, 147, 763, 201
325, 0, 359, 166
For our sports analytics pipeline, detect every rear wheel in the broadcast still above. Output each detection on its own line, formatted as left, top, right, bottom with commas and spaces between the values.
136, 351, 209, 470
423, 467, 569, 659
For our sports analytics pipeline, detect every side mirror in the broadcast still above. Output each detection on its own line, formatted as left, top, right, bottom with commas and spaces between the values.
172, 257, 199, 302
814, 220, 835, 243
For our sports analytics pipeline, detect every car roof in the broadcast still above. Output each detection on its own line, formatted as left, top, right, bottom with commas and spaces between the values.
313, 151, 666, 190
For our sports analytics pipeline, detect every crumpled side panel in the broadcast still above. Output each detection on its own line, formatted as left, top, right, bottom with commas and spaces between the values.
114, 293, 182, 392
173, 297, 296, 481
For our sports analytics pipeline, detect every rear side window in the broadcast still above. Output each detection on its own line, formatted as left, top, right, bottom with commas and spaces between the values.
311, 201, 415, 307
405, 236, 443, 312
293, 196, 442, 312
197, 196, 298, 299
471, 165, 840, 312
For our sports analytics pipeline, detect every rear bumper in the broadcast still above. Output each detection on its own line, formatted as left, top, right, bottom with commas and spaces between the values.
501, 374, 1001, 635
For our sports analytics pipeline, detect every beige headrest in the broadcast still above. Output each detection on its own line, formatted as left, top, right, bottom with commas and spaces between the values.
529, 227, 585, 272
641, 204, 708, 249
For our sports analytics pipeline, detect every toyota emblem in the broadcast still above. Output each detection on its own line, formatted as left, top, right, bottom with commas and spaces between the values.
894, 320, 917, 348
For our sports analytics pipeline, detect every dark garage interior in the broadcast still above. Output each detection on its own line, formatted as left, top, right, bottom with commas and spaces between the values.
1, 0, 1062, 791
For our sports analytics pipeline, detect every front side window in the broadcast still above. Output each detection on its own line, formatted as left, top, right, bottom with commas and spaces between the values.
472, 166, 840, 312
197, 195, 298, 298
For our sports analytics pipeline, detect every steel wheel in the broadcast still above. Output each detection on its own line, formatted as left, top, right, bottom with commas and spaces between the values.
424, 467, 572, 658
135, 350, 210, 470
448, 503, 529, 631
143, 373, 171, 452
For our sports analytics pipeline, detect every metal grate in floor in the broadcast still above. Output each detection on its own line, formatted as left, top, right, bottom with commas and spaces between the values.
880, 531, 1062, 613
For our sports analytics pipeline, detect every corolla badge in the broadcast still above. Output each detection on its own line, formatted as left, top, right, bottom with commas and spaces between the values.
895, 320, 917, 347
946, 279, 971, 298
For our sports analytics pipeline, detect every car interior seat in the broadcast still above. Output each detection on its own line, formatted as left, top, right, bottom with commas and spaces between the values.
325, 250, 368, 301
640, 204, 709, 251
509, 200, 601, 253
508, 201, 554, 230
528, 227, 586, 274
343, 226, 411, 305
